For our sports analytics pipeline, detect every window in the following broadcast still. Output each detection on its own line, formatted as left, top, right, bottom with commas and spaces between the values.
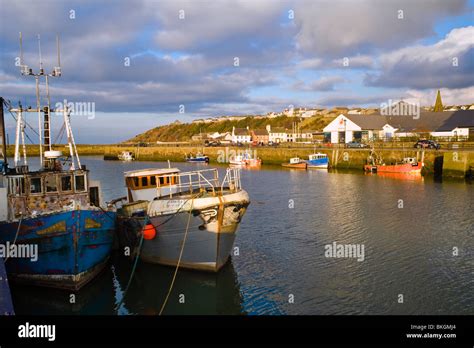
61, 175, 72, 191
159, 177, 165, 185
45, 175, 58, 192
132, 177, 139, 188
141, 176, 148, 187
8, 177, 25, 196
75, 175, 86, 192
30, 177, 42, 194
150, 176, 156, 186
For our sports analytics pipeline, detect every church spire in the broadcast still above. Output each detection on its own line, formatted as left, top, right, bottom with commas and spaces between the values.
434, 89, 443, 112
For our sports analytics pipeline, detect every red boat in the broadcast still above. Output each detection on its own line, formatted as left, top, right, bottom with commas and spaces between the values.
282, 157, 308, 169
364, 157, 423, 174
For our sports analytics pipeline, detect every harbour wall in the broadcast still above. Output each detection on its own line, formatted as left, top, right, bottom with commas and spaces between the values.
7, 145, 474, 178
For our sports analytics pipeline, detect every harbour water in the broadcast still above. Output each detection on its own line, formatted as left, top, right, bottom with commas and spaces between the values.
9, 157, 474, 315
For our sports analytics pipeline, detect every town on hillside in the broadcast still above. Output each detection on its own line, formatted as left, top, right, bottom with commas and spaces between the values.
138, 91, 474, 146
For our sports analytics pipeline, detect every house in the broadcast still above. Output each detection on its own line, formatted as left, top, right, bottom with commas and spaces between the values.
301, 109, 317, 118
267, 125, 288, 143
348, 108, 362, 114
251, 129, 269, 144
232, 127, 251, 144
323, 111, 474, 143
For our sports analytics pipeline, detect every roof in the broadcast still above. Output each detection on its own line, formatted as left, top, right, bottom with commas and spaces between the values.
234, 128, 249, 136
344, 114, 388, 129
343, 111, 474, 132
124, 168, 180, 177
253, 129, 269, 135
269, 127, 286, 133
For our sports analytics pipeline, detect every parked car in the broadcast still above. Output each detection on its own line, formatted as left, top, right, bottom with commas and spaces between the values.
346, 141, 369, 148
204, 140, 220, 147
414, 140, 441, 149
268, 141, 280, 147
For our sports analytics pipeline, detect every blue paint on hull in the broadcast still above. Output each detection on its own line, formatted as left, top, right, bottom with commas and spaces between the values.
186, 157, 209, 163
0, 210, 115, 290
307, 157, 329, 168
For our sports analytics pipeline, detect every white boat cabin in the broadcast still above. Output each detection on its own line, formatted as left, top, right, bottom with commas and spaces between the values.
289, 157, 302, 164
124, 168, 181, 202
308, 153, 327, 161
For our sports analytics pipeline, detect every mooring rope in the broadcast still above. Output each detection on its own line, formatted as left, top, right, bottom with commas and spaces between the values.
158, 194, 197, 315
114, 215, 148, 312
4, 214, 23, 263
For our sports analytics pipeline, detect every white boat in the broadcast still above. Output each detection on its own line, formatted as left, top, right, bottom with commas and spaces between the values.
229, 152, 261, 166
116, 167, 250, 272
118, 151, 135, 161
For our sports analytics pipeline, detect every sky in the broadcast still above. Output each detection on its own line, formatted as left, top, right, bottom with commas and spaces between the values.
0, 0, 473, 143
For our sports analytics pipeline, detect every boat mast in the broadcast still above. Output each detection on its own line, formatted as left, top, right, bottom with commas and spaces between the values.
0, 97, 8, 172
14, 33, 63, 170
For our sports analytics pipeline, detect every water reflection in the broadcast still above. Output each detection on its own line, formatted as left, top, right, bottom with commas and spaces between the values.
113, 255, 244, 315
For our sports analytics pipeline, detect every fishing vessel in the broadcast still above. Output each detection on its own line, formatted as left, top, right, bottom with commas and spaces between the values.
229, 151, 261, 167
0, 34, 115, 290
116, 167, 250, 272
306, 153, 329, 169
185, 152, 209, 163
118, 151, 135, 161
364, 152, 423, 174
281, 157, 307, 169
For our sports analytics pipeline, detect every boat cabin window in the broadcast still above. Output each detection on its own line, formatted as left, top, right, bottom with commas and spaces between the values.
8, 177, 25, 196
45, 175, 58, 193
61, 175, 73, 192
141, 177, 148, 187
150, 176, 156, 186
30, 177, 42, 194
75, 175, 86, 192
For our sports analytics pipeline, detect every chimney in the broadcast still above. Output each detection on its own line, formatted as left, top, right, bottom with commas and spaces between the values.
266, 124, 271, 133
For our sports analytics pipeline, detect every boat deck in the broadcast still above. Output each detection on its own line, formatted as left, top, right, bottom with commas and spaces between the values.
0, 259, 14, 315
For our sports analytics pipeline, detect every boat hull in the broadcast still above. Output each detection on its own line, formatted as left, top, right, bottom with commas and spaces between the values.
0, 209, 115, 290
117, 190, 250, 272
307, 158, 329, 169
281, 162, 307, 169
186, 157, 209, 163
364, 163, 423, 174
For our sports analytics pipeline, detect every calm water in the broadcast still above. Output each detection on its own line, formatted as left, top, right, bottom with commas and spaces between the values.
10, 157, 474, 315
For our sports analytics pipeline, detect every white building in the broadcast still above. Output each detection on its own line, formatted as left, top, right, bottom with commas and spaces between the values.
231, 127, 251, 143
267, 125, 288, 143
323, 111, 474, 143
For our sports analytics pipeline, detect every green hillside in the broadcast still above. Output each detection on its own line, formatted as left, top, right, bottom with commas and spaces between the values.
127, 115, 335, 143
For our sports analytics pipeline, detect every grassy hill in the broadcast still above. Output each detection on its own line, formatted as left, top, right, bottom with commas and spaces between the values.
127, 115, 335, 143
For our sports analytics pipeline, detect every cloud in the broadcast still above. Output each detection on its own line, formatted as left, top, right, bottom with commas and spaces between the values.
365, 26, 474, 89
294, 0, 468, 57
294, 76, 345, 91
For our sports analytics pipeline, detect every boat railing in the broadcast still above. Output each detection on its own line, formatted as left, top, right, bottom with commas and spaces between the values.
221, 167, 241, 192
160, 168, 219, 197
157, 167, 242, 197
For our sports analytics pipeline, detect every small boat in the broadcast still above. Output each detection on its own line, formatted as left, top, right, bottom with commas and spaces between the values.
229, 152, 261, 166
307, 153, 329, 169
118, 151, 135, 161
185, 152, 209, 163
281, 157, 307, 169
364, 157, 423, 174
116, 167, 250, 272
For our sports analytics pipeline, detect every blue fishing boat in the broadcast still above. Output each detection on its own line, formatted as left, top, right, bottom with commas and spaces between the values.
0, 34, 115, 290
307, 153, 329, 169
186, 152, 209, 163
